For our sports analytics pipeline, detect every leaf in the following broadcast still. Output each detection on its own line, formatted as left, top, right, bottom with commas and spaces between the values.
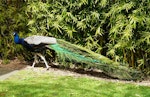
99, 0, 107, 8
77, 20, 86, 30
63, 26, 76, 38
107, 49, 115, 57
95, 26, 103, 36
52, 21, 62, 33
91, 11, 100, 20
141, 32, 150, 45
27, 20, 35, 25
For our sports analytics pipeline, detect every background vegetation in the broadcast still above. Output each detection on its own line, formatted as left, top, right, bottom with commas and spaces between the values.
0, 0, 150, 75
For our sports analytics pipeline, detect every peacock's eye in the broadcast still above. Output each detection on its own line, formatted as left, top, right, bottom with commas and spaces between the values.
13, 33, 16, 36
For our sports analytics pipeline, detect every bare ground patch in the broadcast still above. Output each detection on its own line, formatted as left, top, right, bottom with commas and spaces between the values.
0, 59, 27, 76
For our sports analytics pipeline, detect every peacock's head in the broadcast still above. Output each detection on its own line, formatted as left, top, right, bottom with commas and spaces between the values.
13, 32, 18, 36
13, 31, 21, 44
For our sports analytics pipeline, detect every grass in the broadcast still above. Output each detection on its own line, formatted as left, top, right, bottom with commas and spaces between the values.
0, 69, 150, 97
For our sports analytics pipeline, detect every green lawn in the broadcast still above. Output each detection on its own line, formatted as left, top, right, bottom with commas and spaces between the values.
0, 69, 150, 97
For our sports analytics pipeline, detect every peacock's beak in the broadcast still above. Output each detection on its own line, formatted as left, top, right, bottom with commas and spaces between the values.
13, 32, 16, 36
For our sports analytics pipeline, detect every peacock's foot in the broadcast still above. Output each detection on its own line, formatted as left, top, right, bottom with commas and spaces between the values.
46, 66, 51, 70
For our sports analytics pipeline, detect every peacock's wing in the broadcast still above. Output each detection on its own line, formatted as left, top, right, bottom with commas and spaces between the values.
24, 36, 57, 45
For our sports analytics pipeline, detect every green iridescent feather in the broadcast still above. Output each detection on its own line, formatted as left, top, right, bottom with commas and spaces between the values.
47, 39, 142, 80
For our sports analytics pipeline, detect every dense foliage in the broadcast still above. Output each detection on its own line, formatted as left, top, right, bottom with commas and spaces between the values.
0, 0, 150, 75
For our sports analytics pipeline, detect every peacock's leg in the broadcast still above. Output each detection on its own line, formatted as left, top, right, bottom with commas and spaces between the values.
32, 53, 38, 68
37, 53, 50, 70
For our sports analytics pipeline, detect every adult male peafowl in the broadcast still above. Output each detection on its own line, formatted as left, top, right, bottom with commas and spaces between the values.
13, 32, 57, 69
13, 32, 142, 80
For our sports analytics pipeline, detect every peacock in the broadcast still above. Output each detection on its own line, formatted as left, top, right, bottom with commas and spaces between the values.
13, 32, 142, 80
13, 32, 57, 69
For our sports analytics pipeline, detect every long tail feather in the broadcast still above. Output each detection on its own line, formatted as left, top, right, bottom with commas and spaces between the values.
47, 39, 142, 80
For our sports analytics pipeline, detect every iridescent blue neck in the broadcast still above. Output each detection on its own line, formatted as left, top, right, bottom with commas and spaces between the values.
14, 33, 24, 44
